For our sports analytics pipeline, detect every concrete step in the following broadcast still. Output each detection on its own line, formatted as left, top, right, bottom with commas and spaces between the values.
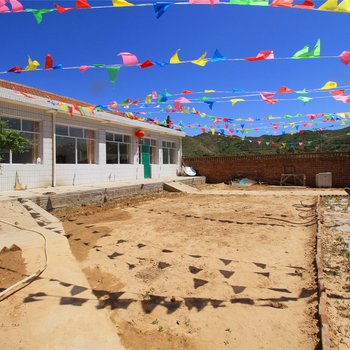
164, 181, 201, 193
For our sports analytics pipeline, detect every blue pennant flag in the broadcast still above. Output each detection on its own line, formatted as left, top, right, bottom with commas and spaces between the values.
204, 100, 215, 110
154, 2, 173, 19
211, 49, 227, 62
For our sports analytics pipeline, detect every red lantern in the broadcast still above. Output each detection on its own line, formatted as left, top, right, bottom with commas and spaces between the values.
135, 130, 145, 139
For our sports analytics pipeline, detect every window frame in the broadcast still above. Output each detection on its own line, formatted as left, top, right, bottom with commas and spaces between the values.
138, 138, 157, 164
162, 140, 177, 165
0, 116, 41, 164
105, 131, 132, 165
55, 124, 96, 165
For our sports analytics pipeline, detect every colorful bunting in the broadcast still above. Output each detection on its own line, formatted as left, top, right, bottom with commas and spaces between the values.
230, 98, 245, 106
170, 50, 182, 64
297, 96, 313, 104
9, 0, 23, 12
76, 0, 91, 9
318, 0, 338, 11
113, 0, 134, 6
54, 4, 74, 13
25, 56, 40, 71
245, 50, 274, 61
320, 81, 337, 90
192, 52, 209, 67
292, 39, 320, 59
31, 9, 55, 24
277, 86, 294, 93
45, 54, 53, 69
107, 66, 120, 85
211, 49, 227, 62
140, 60, 154, 69
294, 0, 315, 9
271, 0, 293, 8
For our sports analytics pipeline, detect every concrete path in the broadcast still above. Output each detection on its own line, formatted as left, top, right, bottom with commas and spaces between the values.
192, 189, 347, 196
0, 200, 124, 350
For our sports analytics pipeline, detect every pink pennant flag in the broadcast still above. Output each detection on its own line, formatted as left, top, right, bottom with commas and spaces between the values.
152, 91, 158, 99
260, 92, 278, 105
340, 51, 350, 65
333, 94, 350, 103
174, 97, 191, 110
0, 0, 9, 12
118, 52, 139, 66
9, 0, 23, 12
271, 0, 293, 7
245, 50, 274, 61
79, 65, 91, 73
294, 0, 314, 9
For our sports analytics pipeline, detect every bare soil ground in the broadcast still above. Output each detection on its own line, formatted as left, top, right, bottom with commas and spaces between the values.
321, 197, 350, 349
57, 190, 319, 350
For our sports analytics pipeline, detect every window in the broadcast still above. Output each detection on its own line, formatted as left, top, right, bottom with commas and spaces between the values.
56, 125, 96, 164
162, 141, 177, 164
0, 116, 40, 164
106, 132, 131, 164
138, 138, 157, 164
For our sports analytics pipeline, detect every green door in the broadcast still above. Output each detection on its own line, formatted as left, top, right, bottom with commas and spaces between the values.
142, 145, 151, 179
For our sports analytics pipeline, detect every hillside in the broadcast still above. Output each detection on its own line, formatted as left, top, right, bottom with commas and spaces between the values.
182, 128, 350, 157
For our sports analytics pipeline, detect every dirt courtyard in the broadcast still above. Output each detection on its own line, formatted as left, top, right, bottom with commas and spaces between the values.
59, 192, 319, 350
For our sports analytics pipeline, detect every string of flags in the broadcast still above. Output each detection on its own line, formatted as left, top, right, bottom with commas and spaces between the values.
2, 0, 350, 24
4, 40, 350, 86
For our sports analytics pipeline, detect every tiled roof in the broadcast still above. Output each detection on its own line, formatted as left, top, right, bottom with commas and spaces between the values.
0, 79, 91, 107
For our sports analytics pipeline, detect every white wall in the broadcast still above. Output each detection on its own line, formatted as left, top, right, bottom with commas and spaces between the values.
0, 102, 183, 191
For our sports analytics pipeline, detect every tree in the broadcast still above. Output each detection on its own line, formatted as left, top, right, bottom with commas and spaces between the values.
0, 121, 31, 161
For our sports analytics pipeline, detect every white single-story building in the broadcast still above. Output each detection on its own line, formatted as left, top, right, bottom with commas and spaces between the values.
0, 80, 185, 191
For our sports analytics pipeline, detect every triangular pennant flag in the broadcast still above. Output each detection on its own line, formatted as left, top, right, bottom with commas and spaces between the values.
260, 92, 278, 105
230, 98, 245, 106
277, 86, 294, 93
45, 54, 53, 69
292, 45, 310, 59
170, 49, 182, 64
204, 101, 215, 109
333, 94, 350, 103
54, 4, 74, 13
153, 2, 172, 18
192, 52, 208, 67
230, 0, 268, 4
118, 52, 138, 66
329, 89, 344, 95
31, 9, 55, 24
309, 39, 321, 58
190, 0, 220, 3
204, 89, 216, 93
76, 0, 91, 8
25, 56, 40, 71
107, 66, 120, 85
245, 50, 274, 61
0, 2, 9, 12
294, 0, 315, 8
297, 96, 313, 104
320, 81, 337, 90
318, 0, 338, 10
211, 48, 227, 62
338, 0, 350, 11
112, 0, 134, 6
271, 0, 293, 7
8, 66, 23, 73
140, 60, 154, 69
9, 0, 23, 12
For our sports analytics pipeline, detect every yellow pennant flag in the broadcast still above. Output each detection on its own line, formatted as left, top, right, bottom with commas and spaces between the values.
25, 56, 40, 71
283, 125, 289, 129
192, 52, 208, 67
320, 81, 337, 90
112, 0, 134, 6
338, 0, 350, 12
170, 49, 182, 64
341, 120, 346, 125
336, 112, 346, 118
230, 98, 245, 107
145, 94, 152, 104
204, 89, 216, 93
318, 0, 339, 10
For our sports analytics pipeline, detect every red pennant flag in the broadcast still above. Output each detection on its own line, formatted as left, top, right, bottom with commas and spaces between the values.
68, 105, 73, 117
139, 60, 154, 69
76, 0, 91, 9
329, 90, 345, 96
182, 90, 193, 94
245, 50, 274, 61
54, 4, 74, 13
45, 54, 53, 69
277, 86, 294, 93
8, 66, 23, 72
294, 0, 314, 9
271, 0, 293, 7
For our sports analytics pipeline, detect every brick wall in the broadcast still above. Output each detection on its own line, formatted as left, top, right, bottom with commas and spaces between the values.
183, 152, 350, 187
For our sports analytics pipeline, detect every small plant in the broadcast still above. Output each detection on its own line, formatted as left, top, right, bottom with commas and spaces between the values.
14, 221, 19, 225
158, 325, 164, 332
225, 328, 232, 333
141, 287, 155, 300
151, 319, 159, 325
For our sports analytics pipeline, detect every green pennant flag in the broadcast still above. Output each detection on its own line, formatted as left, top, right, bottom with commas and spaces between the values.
165, 91, 172, 97
93, 64, 106, 68
296, 88, 309, 94
199, 96, 210, 101
31, 9, 55, 24
107, 66, 120, 85
292, 45, 310, 59
297, 96, 313, 104
309, 39, 321, 58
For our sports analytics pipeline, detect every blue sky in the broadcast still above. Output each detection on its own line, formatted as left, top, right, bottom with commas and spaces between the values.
1, 1, 350, 136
